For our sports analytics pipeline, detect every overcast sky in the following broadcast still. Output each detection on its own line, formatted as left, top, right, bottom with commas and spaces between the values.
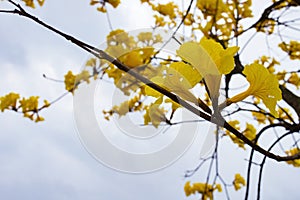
0, 0, 300, 200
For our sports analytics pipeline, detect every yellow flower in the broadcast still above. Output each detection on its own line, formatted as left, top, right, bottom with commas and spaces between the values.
85, 58, 97, 67
77, 70, 90, 84
278, 107, 293, 122
184, 181, 222, 199
137, 32, 153, 43
90, 0, 99, 6
225, 120, 245, 149
228, 63, 282, 117
22, 0, 44, 8
184, 181, 194, 196
215, 184, 222, 192
155, 2, 178, 19
225, 121, 256, 149
177, 37, 239, 101
287, 72, 300, 88
22, 0, 35, 8
37, 0, 44, 6
20, 96, 39, 112
196, 0, 226, 18
233, 173, 246, 191
107, 0, 120, 8
35, 115, 45, 123
255, 19, 276, 34
279, 40, 300, 60
154, 15, 166, 27
43, 100, 51, 108
243, 123, 256, 141
0, 92, 20, 112
97, 6, 107, 13
285, 148, 300, 167
143, 102, 166, 128
64, 71, 77, 92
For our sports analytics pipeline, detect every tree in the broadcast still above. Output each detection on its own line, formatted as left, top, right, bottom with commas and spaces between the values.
1, 0, 300, 199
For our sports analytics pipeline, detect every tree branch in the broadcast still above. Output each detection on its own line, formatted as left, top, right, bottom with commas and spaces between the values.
2, 0, 300, 162
279, 85, 300, 120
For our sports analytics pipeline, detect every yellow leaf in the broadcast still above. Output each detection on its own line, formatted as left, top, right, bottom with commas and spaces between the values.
233, 173, 246, 191
169, 61, 202, 88
229, 63, 282, 117
177, 37, 238, 100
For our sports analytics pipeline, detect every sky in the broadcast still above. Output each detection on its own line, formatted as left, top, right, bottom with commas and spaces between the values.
0, 0, 300, 200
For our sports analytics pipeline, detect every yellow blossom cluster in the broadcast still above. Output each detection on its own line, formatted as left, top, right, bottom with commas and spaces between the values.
225, 120, 257, 149
184, 181, 222, 199
0, 92, 50, 122
143, 101, 167, 128
233, 173, 246, 190
272, 0, 300, 10
285, 148, 300, 167
155, 2, 178, 19
287, 72, 300, 88
22, 0, 44, 8
278, 107, 293, 122
141, 1, 180, 27
254, 55, 280, 74
251, 111, 272, 124
255, 18, 276, 35
103, 30, 162, 95
103, 94, 143, 120
279, 41, 300, 60
196, 0, 253, 40
90, 0, 121, 13
64, 70, 90, 93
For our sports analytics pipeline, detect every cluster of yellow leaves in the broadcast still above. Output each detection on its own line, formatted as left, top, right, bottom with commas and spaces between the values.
184, 181, 222, 200
287, 72, 300, 88
138, 36, 239, 126
275, 70, 300, 89
103, 30, 162, 96
141, 1, 180, 27
90, 0, 121, 13
143, 100, 167, 128
196, 0, 253, 40
227, 63, 282, 117
22, 0, 44, 8
279, 41, 300, 60
285, 148, 300, 167
251, 111, 272, 124
233, 173, 246, 190
155, 2, 178, 19
64, 70, 90, 93
177, 37, 239, 106
0, 92, 50, 122
225, 120, 256, 149
254, 55, 279, 74
103, 94, 143, 120
272, 0, 300, 10
94, 30, 166, 124
251, 105, 294, 124
255, 18, 276, 35
256, 0, 299, 33
278, 107, 293, 122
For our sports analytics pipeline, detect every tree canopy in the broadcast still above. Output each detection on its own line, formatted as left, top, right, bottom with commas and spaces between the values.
1, 0, 300, 199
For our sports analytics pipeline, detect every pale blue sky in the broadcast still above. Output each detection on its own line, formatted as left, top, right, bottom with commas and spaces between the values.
0, 0, 300, 199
